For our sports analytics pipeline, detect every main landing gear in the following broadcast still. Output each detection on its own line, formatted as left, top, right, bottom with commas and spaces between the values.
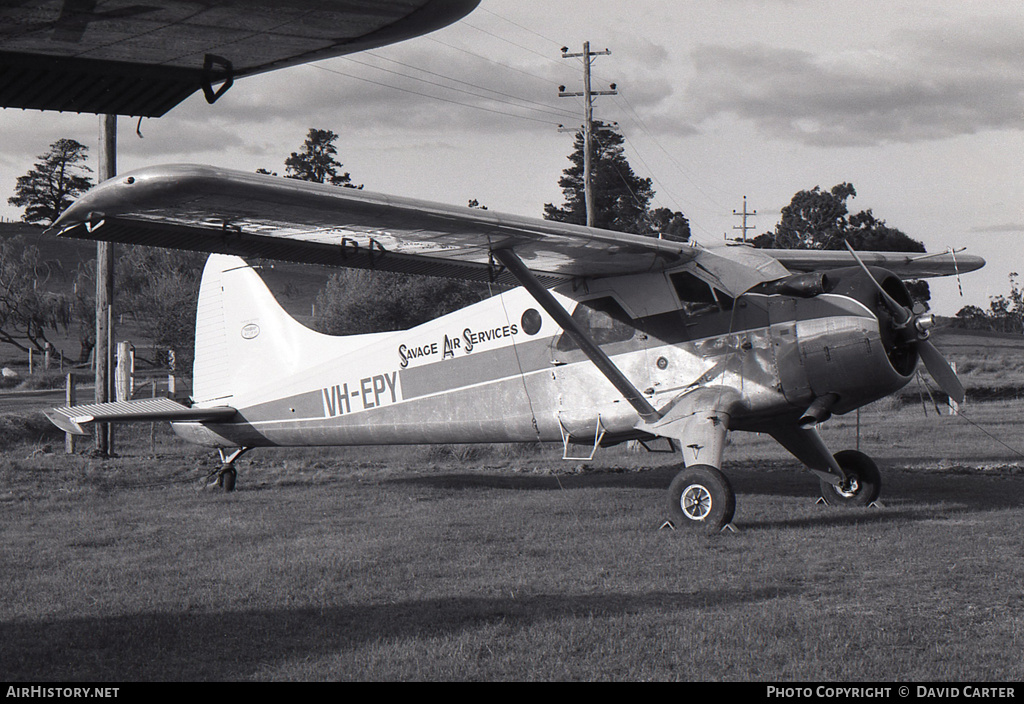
667, 465, 736, 533
205, 447, 252, 492
818, 450, 882, 507
667, 449, 883, 532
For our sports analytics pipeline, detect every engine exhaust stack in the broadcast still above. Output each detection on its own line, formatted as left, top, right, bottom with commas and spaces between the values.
800, 393, 839, 428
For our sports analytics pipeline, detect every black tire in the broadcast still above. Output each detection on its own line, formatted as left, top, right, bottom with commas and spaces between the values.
818, 450, 881, 507
667, 465, 735, 532
219, 465, 237, 493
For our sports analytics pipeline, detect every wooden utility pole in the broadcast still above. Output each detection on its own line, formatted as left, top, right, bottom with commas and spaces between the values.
559, 42, 616, 227
95, 114, 116, 455
732, 195, 757, 243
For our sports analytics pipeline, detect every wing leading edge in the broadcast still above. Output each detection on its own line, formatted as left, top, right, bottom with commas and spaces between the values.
50, 164, 982, 293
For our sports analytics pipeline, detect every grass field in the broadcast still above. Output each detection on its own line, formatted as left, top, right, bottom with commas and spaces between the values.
2, 224, 1022, 681
0, 399, 1022, 682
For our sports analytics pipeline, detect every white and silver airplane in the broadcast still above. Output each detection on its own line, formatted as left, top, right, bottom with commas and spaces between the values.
44, 164, 984, 531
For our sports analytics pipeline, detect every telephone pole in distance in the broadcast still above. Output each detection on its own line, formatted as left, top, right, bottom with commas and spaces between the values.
558, 42, 616, 227
732, 195, 757, 243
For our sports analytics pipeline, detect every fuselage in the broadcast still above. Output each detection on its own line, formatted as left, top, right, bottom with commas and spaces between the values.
171, 264, 915, 449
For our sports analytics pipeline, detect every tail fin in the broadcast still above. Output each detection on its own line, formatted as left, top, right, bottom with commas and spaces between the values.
193, 254, 322, 405
192, 255, 387, 406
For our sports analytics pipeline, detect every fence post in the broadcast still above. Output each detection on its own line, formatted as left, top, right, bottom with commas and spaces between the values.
949, 362, 960, 415
65, 373, 76, 454
115, 341, 132, 402
150, 381, 157, 455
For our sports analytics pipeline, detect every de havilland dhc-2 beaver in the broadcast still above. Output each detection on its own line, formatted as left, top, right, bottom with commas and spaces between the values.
2, 0, 986, 530
42, 164, 985, 531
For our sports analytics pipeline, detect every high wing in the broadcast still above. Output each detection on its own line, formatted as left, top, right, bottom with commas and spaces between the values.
49, 164, 984, 291
0, 0, 479, 116
768, 248, 983, 279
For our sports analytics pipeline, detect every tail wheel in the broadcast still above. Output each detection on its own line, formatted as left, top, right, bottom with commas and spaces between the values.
218, 465, 237, 492
668, 465, 735, 532
819, 450, 881, 507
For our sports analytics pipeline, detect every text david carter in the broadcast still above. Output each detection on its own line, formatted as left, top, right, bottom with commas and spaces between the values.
766, 687, 1015, 698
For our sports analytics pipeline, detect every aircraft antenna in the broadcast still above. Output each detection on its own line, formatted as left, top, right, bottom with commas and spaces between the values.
558, 42, 617, 227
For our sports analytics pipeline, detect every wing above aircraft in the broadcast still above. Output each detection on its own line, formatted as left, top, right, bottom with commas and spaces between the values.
768, 248, 983, 280
50, 164, 984, 294
0, 0, 480, 116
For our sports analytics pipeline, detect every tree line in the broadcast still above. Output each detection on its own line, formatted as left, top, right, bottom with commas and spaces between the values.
1, 125, 1002, 374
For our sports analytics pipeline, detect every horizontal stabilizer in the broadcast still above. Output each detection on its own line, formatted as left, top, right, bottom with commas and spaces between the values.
44, 398, 236, 436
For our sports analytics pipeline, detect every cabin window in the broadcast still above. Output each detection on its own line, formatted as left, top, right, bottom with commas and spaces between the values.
556, 297, 636, 351
669, 271, 733, 315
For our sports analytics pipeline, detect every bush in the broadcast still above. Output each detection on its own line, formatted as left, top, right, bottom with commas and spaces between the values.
312, 270, 486, 335
0, 412, 63, 451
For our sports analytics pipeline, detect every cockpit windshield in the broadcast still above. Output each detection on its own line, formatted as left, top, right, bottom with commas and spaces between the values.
670, 271, 734, 316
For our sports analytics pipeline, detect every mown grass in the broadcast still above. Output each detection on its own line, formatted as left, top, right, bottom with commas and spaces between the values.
0, 402, 1022, 682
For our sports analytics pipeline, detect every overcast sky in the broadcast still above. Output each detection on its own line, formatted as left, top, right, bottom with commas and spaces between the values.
2, 0, 1022, 315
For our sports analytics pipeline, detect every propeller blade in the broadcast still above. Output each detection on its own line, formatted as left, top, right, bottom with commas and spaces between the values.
918, 339, 966, 404
843, 241, 911, 324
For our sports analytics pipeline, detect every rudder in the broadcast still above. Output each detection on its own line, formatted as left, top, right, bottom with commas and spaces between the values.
191, 254, 391, 407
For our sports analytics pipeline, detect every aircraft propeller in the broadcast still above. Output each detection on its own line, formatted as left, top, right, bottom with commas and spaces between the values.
844, 241, 965, 404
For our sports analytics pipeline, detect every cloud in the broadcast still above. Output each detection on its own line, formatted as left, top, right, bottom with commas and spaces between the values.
187, 44, 583, 135
681, 19, 1024, 147
970, 223, 1024, 234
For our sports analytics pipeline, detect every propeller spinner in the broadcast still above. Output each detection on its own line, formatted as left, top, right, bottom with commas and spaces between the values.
844, 241, 965, 404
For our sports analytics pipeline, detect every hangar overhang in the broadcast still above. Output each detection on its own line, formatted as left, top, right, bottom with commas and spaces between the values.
0, 0, 480, 116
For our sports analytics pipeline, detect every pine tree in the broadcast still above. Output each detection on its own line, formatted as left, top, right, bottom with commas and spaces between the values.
8, 139, 93, 225
284, 128, 361, 188
544, 121, 689, 240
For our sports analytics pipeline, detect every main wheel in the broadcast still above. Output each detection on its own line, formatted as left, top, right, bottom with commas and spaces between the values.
818, 450, 881, 507
218, 465, 237, 493
667, 465, 735, 532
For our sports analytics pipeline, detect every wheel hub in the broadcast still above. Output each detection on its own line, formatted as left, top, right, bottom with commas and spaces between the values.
834, 475, 860, 498
681, 483, 713, 520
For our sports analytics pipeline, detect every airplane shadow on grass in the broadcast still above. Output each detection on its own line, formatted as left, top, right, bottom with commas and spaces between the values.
391, 463, 1023, 530
0, 586, 799, 681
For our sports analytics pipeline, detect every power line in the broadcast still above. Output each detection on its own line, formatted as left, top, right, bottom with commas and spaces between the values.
341, 54, 577, 122
362, 50, 579, 120
310, 64, 563, 127
612, 90, 733, 210
462, 20, 578, 76
425, 36, 563, 88
478, 7, 565, 49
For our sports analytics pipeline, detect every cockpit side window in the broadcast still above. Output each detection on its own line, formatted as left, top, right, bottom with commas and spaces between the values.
555, 297, 636, 352
669, 271, 734, 315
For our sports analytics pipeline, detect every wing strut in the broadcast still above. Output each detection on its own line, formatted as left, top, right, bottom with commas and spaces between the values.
491, 248, 660, 423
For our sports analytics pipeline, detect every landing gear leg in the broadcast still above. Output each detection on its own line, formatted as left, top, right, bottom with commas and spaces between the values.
818, 450, 881, 507
206, 447, 251, 492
